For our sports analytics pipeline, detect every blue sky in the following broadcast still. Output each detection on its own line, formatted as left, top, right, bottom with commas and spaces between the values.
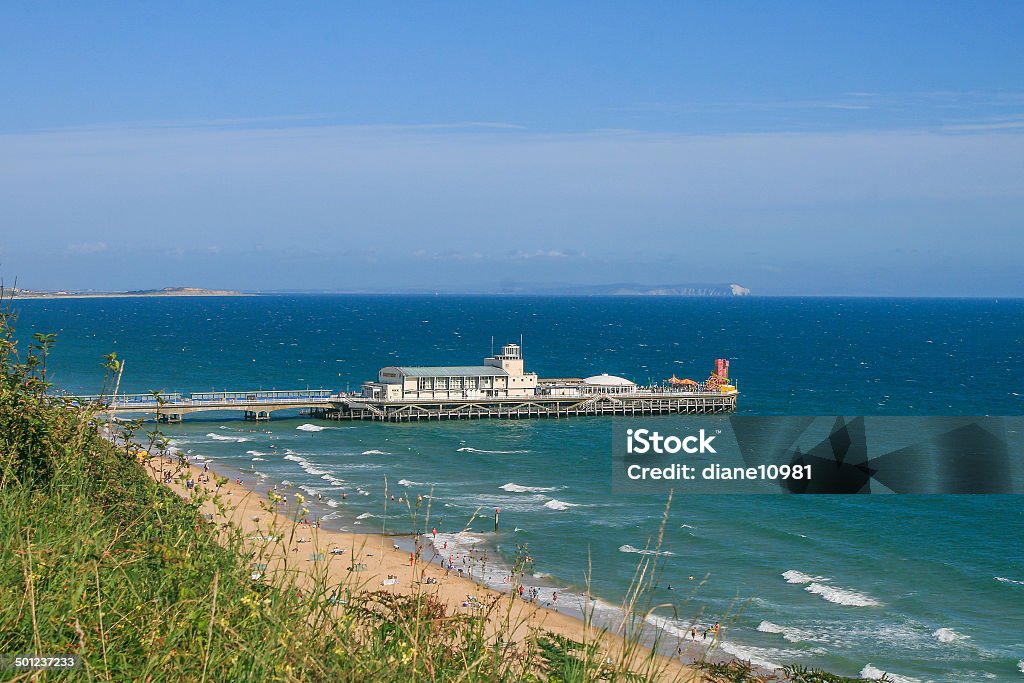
1, 2, 1023, 295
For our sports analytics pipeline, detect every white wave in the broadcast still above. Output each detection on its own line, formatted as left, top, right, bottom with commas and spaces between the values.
296, 423, 327, 432
190, 454, 209, 461
1018, 659, 1023, 674
355, 513, 375, 520
533, 572, 551, 579
361, 449, 388, 455
618, 544, 674, 556
995, 576, 1024, 586
432, 531, 485, 556
283, 453, 307, 463
500, 482, 559, 493
932, 627, 969, 644
321, 511, 342, 520
457, 447, 529, 454
804, 582, 880, 607
320, 474, 345, 486
246, 450, 268, 456
325, 500, 339, 508
544, 499, 578, 511
680, 523, 696, 529
716, 641, 786, 671
645, 614, 692, 640
357, 489, 369, 496
206, 432, 249, 443
281, 480, 292, 486
398, 479, 424, 487
782, 569, 827, 584
250, 457, 265, 461
859, 664, 921, 683
757, 620, 813, 643
298, 485, 319, 495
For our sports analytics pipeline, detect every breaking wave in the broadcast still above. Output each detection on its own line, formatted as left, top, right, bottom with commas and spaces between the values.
782, 570, 827, 584
757, 621, 813, 643
457, 447, 529, 454
859, 664, 920, 683
501, 483, 559, 493
206, 432, 249, 443
932, 627, 968, 644
544, 499, 578, 511
296, 423, 327, 432
618, 544, 674, 556
995, 576, 1024, 586
361, 449, 388, 455
804, 582, 880, 607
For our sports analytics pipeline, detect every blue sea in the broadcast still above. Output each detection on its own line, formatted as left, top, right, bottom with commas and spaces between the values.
15, 295, 1024, 681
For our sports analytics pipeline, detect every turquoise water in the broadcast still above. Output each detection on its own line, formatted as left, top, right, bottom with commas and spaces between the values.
15, 295, 1024, 681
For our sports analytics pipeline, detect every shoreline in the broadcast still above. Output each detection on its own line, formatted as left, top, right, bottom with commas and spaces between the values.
146, 453, 709, 681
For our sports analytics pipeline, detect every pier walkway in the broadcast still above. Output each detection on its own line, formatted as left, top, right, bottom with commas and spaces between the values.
70, 390, 334, 422
70, 388, 737, 423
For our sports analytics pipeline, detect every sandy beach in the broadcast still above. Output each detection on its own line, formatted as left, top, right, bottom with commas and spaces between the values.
145, 455, 706, 681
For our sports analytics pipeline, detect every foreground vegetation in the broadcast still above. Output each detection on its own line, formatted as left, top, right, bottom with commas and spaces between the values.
0, 292, 890, 682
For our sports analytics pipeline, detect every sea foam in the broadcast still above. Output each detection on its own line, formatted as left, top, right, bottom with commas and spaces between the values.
618, 544, 674, 556
296, 423, 327, 432
206, 432, 249, 443
859, 664, 920, 683
361, 449, 388, 455
932, 627, 968, 644
782, 569, 827, 584
457, 447, 529, 454
804, 582, 880, 607
544, 499, 578, 511
757, 621, 813, 643
500, 483, 559, 493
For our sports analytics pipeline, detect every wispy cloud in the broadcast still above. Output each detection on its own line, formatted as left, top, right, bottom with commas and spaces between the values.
66, 241, 108, 254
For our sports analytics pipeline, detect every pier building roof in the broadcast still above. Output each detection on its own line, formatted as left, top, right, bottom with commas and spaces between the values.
392, 366, 509, 377
582, 373, 636, 387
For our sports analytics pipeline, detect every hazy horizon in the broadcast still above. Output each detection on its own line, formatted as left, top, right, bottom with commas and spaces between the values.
2, 4, 1022, 297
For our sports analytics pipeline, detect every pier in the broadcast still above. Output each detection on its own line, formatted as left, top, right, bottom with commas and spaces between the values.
69, 344, 738, 423
70, 387, 736, 423
316, 390, 737, 422
70, 390, 335, 423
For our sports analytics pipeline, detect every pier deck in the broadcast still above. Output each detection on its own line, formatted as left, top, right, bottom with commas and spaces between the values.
70, 389, 736, 423
317, 391, 737, 422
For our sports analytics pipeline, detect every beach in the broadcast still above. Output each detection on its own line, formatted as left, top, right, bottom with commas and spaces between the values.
146, 454, 705, 682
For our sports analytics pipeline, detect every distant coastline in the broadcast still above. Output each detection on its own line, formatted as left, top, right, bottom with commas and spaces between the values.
10, 283, 751, 298
11, 286, 247, 299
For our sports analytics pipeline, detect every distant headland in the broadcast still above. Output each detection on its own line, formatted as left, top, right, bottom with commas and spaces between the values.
10, 286, 246, 299
9, 283, 752, 298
